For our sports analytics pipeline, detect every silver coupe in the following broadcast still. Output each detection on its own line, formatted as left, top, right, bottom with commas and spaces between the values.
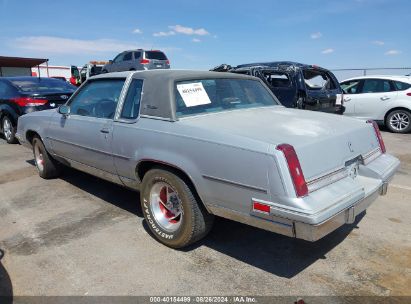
16, 70, 400, 248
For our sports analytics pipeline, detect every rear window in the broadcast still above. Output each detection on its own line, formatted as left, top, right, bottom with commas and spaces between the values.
10, 78, 76, 93
145, 51, 167, 60
303, 69, 337, 90
394, 81, 411, 91
175, 78, 278, 118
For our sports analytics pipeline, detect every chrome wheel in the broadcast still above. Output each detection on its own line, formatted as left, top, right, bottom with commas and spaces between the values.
34, 143, 44, 172
149, 182, 183, 232
389, 112, 410, 131
3, 117, 12, 140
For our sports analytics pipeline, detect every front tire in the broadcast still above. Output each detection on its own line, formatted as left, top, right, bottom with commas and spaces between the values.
386, 109, 411, 133
32, 137, 61, 179
2, 116, 17, 144
141, 168, 214, 248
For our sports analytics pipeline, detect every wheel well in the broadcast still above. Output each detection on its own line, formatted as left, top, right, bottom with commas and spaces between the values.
384, 107, 411, 123
136, 160, 209, 211
26, 130, 40, 145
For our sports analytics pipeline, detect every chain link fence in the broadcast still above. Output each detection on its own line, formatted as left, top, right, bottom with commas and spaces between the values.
331, 67, 411, 81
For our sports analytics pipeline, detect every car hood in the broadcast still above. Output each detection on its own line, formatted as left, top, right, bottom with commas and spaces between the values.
178, 106, 380, 179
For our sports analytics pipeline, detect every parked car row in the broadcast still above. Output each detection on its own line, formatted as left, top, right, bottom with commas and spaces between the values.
0, 77, 76, 143
211, 61, 344, 115
341, 75, 411, 133
14, 70, 400, 248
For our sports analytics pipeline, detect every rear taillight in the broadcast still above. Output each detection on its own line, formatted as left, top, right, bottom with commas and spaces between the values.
166, 60, 170, 65
140, 59, 150, 64
406, 92, 411, 96
367, 120, 386, 153
276, 144, 308, 197
11, 97, 48, 107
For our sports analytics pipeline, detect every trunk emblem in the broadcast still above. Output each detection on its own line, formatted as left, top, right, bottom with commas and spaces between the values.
60, 95, 69, 99
50, 103, 56, 107
348, 141, 354, 152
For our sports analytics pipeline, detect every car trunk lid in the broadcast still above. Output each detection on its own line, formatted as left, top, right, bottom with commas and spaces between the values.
179, 107, 380, 180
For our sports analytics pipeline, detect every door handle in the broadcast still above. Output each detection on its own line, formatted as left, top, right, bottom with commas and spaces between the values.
100, 128, 110, 134
380, 96, 390, 101
344, 97, 351, 102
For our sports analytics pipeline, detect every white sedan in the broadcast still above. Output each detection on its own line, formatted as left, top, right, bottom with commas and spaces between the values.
341, 75, 411, 133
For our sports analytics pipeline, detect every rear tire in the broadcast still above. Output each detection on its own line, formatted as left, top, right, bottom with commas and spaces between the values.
386, 109, 411, 133
2, 116, 17, 144
140, 168, 214, 248
32, 137, 61, 179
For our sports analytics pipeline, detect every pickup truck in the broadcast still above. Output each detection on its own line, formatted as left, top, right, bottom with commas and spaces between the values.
16, 70, 400, 248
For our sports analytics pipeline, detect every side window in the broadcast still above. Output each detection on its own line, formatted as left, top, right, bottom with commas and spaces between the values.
133, 52, 141, 60
361, 79, 393, 93
341, 80, 361, 94
265, 72, 291, 88
69, 79, 125, 119
120, 79, 143, 120
113, 53, 125, 63
394, 81, 411, 91
123, 52, 132, 61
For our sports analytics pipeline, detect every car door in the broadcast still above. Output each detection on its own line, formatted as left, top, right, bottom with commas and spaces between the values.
111, 78, 144, 188
340, 79, 362, 116
350, 79, 398, 119
47, 78, 126, 174
121, 52, 133, 71
110, 53, 126, 72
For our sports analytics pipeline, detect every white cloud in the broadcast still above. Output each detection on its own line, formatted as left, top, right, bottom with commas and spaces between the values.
385, 49, 401, 55
132, 28, 143, 34
192, 38, 201, 43
153, 31, 175, 37
169, 25, 210, 36
372, 40, 384, 46
8, 36, 166, 55
321, 48, 334, 54
310, 32, 322, 39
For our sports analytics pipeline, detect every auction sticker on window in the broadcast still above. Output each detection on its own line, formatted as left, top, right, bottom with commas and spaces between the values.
177, 82, 211, 107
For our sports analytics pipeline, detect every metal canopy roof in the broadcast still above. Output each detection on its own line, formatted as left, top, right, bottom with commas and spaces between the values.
0, 56, 48, 68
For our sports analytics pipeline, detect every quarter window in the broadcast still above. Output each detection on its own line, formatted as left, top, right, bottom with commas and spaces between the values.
69, 79, 125, 119
120, 79, 143, 120
394, 81, 411, 91
133, 52, 141, 60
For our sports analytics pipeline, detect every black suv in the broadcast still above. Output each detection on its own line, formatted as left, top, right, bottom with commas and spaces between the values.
211, 61, 344, 114
0, 77, 76, 143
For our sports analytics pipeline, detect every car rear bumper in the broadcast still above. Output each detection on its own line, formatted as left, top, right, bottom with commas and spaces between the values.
209, 153, 399, 242
294, 181, 386, 241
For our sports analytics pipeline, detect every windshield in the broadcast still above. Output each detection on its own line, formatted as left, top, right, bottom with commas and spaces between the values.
10, 78, 76, 93
175, 78, 279, 118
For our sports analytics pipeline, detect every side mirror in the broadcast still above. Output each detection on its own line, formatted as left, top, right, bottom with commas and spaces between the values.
109, 60, 113, 64
58, 105, 70, 116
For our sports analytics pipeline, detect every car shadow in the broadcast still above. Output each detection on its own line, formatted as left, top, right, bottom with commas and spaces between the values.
26, 159, 364, 279
0, 249, 13, 304
185, 212, 365, 278
25, 161, 143, 217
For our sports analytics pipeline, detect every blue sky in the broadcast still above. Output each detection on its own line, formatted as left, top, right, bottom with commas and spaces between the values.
0, 0, 410, 70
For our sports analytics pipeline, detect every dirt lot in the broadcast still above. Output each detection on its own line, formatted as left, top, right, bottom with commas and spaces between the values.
0, 131, 410, 298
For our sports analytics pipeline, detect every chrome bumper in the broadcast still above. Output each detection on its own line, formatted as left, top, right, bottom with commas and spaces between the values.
209, 181, 389, 243
294, 182, 386, 242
